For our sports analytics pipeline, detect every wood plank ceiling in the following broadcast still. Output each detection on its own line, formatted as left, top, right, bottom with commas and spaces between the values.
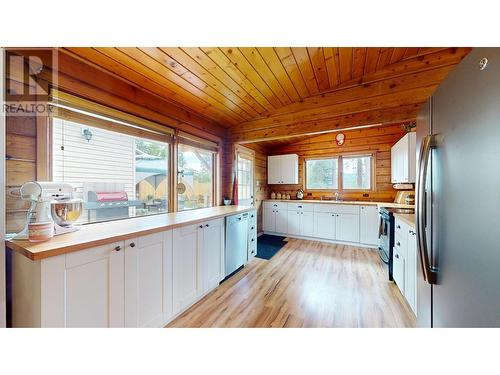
61, 47, 471, 140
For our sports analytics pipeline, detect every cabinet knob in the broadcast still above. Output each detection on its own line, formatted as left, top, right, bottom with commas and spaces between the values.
251, 238, 255, 242
397, 225, 401, 229
395, 254, 400, 259
251, 226, 254, 230
129, 242, 136, 248
199, 225, 204, 228
397, 241, 401, 246
114, 245, 121, 251
205, 224, 209, 227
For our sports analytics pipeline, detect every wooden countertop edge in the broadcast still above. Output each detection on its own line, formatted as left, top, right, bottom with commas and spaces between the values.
6, 206, 255, 261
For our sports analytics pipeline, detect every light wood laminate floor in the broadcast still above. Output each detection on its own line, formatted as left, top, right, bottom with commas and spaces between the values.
168, 238, 416, 328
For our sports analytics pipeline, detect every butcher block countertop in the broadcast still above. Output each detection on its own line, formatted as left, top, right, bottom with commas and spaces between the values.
264, 199, 415, 209
394, 213, 416, 229
6, 205, 254, 261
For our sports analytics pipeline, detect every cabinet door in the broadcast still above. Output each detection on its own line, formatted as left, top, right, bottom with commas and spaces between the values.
172, 224, 200, 315
301, 211, 314, 237
359, 205, 380, 245
314, 212, 336, 239
124, 231, 172, 328
267, 156, 281, 184
280, 154, 298, 184
391, 140, 398, 183
275, 209, 288, 233
200, 218, 224, 294
405, 230, 417, 314
336, 214, 360, 243
393, 248, 405, 295
64, 241, 125, 327
263, 208, 276, 232
287, 211, 301, 236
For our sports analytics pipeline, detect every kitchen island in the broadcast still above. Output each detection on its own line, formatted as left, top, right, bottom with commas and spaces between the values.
6, 205, 255, 328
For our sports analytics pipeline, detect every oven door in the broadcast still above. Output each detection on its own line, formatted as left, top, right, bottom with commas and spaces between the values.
378, 216, 390, 264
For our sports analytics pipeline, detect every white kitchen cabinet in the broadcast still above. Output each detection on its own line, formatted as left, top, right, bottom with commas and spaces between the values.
405, 228, 417, 314
276, 209, 288, 233
393, 217, 417, 315
65, 241, 125, 328
391, 132, 416, 183
199, 218, 225, 294
267, 154, 299, 184
12, 241, 125, 328
301, 211, 314, 237
393, 247, 405, 293
359, 205, 380, 246
172, 218, 225, 316
288, 210, 314, 237
124, 231, 172, 328
263, 207, 276, 232
172, 224, 201, 315
287, 211, 301, 236
313, 212, 336, 240
336, 214, 360, 243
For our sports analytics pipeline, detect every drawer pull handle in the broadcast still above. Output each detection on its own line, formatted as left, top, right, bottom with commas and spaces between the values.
129, 242, 136, 248
298, 205, 302, 208
114, 246, 121, 251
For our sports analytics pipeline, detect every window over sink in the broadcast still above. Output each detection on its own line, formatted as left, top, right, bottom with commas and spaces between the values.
305, 154, 373, 191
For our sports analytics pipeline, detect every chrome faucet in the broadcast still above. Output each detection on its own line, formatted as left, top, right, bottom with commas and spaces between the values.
334, 192, 341, 201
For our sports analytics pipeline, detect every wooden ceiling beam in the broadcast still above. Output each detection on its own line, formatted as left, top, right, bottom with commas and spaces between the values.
231, 103, 421, 143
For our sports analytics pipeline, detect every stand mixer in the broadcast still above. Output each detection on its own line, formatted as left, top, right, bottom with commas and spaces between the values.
15, 181, 83, 240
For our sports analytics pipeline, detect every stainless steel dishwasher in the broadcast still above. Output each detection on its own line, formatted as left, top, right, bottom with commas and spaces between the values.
224, 212, 249, 278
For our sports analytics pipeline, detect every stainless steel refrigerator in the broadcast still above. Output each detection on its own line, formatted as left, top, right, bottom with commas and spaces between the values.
416, 48, 500, 327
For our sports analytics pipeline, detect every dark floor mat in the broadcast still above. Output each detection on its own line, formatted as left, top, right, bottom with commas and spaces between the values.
256, 234, 286, 260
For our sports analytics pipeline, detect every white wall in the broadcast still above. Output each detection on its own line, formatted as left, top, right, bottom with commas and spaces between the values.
0, 48, 6, 327
52, 118, 135, 200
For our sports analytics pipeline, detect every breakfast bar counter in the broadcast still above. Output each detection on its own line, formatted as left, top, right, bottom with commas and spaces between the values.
6, 205, 253, 261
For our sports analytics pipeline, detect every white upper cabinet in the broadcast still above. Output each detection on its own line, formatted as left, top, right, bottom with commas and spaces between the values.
391, 132, 416, 184
267, 154, 299, 184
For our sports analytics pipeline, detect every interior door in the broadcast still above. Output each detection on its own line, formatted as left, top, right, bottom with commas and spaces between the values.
429, 48, 500, 327
237, 153, 254, 206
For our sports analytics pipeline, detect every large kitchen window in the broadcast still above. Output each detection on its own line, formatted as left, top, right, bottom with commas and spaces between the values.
305, 157, 339, 190
177, 143, 214, 211
305, 154, 373, 191
52, 117, 170, 224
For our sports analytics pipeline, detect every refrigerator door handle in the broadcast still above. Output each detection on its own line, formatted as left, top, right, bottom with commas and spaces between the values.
416, 134, 438, 284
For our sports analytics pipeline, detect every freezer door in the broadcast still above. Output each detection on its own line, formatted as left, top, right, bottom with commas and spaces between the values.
430, 48, 500, 327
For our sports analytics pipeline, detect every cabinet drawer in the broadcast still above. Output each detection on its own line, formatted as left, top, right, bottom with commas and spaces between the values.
287, 202, 313, 212
313, 203, 359, 214
264, 201, 288, 210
